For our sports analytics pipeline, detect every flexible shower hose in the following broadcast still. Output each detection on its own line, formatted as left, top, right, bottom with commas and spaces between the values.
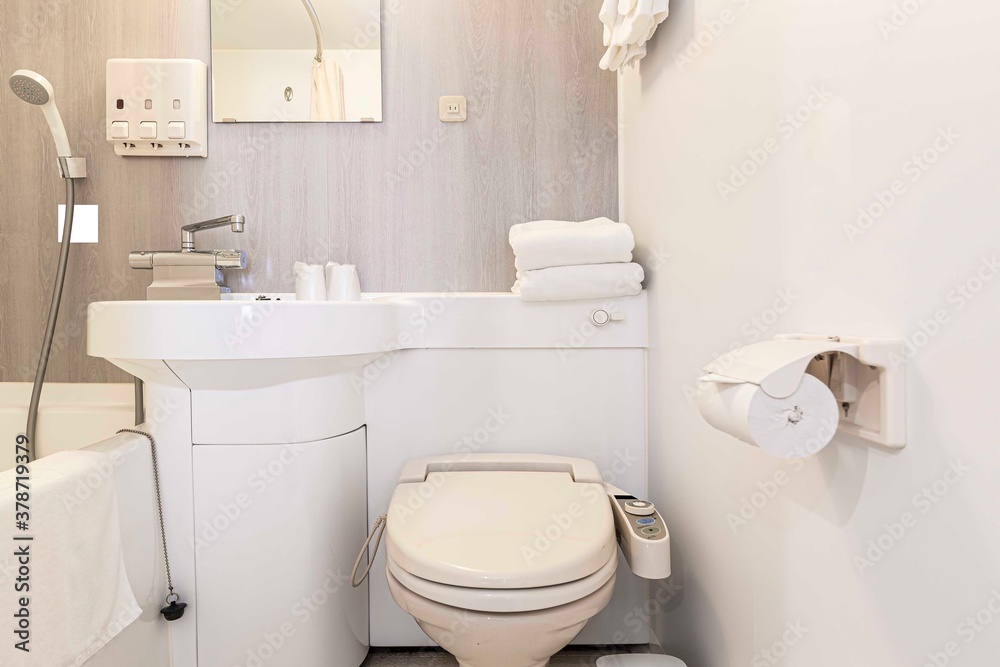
24, 178, 75, 461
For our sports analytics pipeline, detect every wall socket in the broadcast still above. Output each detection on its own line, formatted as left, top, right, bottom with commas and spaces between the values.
439, 96, 467, 122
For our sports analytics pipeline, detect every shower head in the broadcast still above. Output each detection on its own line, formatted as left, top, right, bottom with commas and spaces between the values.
8, 70, 73, 158
9, 71, 51, 105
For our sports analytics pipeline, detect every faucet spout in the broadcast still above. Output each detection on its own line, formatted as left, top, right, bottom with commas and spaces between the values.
181, 214, 245, 251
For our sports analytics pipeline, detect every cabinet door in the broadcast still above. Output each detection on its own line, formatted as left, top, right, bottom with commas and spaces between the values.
193, 428, 369, 667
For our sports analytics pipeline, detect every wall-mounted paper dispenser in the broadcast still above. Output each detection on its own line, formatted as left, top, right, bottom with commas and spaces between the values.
697, 335, 905, 458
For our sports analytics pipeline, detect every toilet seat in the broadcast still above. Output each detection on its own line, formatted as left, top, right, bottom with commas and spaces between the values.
387, 465, 616, 589
387, 549, 618, 613
385, 454, 623, 667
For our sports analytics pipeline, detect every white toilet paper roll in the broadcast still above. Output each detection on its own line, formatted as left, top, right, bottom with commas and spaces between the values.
697, 373, 840, 459
294, 262, 327, 301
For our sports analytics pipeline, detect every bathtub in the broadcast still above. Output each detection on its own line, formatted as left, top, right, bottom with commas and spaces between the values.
0, 382, 135, 470
1, 382, 170, 665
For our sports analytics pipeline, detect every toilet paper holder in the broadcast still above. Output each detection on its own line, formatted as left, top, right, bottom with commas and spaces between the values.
702, 334, 906, 447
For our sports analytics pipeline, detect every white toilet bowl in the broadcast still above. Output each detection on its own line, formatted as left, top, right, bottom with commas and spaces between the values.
384, 454, 620, 667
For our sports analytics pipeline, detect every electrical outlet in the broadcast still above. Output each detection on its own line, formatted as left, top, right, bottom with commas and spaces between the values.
439, 95, 467, 122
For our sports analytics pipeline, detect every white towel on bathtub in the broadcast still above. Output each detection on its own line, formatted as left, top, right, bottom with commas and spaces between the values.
512, 262, 645, 302
0, 450, 141, 666
508, 217, 635, 271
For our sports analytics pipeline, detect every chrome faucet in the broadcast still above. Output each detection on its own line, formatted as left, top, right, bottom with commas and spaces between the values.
181, 214, 245, 251
130, 215, 248, 300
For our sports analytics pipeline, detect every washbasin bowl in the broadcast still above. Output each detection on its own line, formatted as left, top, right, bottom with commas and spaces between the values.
87, 295, 422, 443
88, 296, 417, 363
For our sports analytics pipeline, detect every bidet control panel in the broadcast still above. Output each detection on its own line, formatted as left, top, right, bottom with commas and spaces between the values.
106, 58, 208, 158
610, 494, 671, 580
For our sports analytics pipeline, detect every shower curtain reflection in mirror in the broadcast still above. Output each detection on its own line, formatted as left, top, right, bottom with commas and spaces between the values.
311, 58, 345, 121
211, 0, 381, 123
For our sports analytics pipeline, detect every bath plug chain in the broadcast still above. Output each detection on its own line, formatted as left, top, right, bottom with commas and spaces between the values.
117, 428, 187, 621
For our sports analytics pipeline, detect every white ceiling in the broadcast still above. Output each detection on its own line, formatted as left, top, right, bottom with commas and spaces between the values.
212, 0, 381, 51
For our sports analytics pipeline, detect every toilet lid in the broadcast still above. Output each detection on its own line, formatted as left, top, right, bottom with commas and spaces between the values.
386, 470, 616, 589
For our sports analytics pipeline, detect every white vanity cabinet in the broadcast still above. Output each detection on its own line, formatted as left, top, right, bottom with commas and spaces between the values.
192, 428, 369, 667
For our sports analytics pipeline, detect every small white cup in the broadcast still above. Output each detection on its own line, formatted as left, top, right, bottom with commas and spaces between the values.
326, 263, 361, 301
294, 262, 327, 301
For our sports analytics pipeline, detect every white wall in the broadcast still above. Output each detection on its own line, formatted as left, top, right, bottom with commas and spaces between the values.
620, 1, 1000, 665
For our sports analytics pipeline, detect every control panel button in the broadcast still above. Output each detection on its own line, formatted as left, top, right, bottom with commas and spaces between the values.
109, 121, 129, 139
636, 517, 656, 526
138, 121, 157, 139
167, 121, 186, 139
591, 309, 610, 326
624, 500, 656, 516
640, 526, 661, 537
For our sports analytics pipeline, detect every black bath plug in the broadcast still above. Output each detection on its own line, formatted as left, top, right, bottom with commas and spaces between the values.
160, 599, 187, 622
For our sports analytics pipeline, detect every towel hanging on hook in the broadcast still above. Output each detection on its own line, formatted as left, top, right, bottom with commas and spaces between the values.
599, 0, 670, 71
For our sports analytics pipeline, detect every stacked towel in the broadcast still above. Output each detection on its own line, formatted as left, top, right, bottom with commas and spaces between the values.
509, 217, 645, 302
510, 218, 635, 271
599, 0, 670, 72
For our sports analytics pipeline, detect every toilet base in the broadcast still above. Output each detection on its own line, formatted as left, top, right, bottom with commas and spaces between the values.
387, 570, 616, 667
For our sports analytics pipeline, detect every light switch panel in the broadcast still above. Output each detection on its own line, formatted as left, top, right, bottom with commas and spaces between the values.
57, 205, 99, 243
106, 58, 208, 157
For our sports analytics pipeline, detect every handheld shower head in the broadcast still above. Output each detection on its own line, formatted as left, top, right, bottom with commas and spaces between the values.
9, 71, 51, 105
9, 70, 72, 158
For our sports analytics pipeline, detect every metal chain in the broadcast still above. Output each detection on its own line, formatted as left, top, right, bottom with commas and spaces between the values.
117, 428, 177, 603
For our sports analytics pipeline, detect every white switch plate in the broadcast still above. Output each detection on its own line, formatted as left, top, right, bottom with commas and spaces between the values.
57, 205, 99, 243
439, 95, 467, 122
106, 58, 208, 157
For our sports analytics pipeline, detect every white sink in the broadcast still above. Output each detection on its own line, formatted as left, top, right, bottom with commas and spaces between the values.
88, 296, 420, 445
88, 296, 417, 362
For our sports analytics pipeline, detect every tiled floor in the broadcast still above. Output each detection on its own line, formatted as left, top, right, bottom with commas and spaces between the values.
361, 645, 651, 666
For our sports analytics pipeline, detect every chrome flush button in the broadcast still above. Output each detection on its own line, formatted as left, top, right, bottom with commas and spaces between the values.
591, 309, 610, 326
590, 309, 626, 326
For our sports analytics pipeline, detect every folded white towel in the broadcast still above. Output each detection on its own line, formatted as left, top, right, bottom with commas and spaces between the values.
512, 263, 645, 302
508, 216, 615, 241
0, 450, 141, 666
509, 217, 635, 272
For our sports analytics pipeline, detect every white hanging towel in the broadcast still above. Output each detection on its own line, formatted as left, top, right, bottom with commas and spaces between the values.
310, 57, 346, 121
599, 0, 669, 71
0, 450, 142, 666
512, 263, 645, 302
508, 217, 635, 271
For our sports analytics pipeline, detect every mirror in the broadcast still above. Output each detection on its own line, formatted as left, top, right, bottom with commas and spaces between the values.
211, 0, 382, 123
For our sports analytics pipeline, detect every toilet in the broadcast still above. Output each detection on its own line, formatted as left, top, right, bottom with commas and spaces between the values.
384, 453, 624, 667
